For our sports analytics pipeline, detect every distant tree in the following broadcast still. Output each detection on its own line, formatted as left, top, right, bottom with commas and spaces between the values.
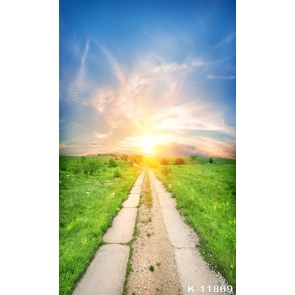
121, 154, 129, 161
130, 154, 143, 163
160, 158, 169, 165
208, 158, 214, 164
174, 157, 185, 165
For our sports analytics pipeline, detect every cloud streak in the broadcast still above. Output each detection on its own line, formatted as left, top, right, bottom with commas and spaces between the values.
207, 75, 236, 80
213, 33, 236, 49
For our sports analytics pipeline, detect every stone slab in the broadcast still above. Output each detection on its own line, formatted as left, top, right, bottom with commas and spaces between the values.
122, 193, 140, 208
103, 208, 137, 243
162, 208, 196, 248
157, 192, 176, 208
73, 244, 130, 295
153, 179, 163, 186
174, 248, 221, 294
154, 184, 167, 193
130, 186, 142, 194
134, 179, 144, 186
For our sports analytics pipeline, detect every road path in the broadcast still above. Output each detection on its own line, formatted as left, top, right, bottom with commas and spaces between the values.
72, 167, 226, 295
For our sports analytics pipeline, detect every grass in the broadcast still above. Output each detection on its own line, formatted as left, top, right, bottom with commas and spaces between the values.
141, 217, 152, 224
149, 265, 154, 272
59, 155, 141, 295
141, 172, 153, 208
146, 156, 236, 288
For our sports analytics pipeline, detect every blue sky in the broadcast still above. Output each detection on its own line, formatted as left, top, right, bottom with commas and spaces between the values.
59, 0, 236, 158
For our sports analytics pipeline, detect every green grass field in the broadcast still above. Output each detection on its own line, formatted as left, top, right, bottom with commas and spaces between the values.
59, 154, 236, 293
146, 156, 236, 287
59, 155, 141, 295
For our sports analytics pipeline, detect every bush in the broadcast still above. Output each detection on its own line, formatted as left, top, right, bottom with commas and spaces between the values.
109, 158, 117, 167
208, 158, 214, 164
82, 158, 102, 175
160, 158, 169, 165
113, 167, 122, 178
174, 157, 185, 165
122, 154, 129, 161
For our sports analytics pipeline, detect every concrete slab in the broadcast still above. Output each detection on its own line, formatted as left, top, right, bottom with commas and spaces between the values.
122, 193, 140, 208
153, 179, 163, 186
103, 208, 137, 243
162, 208, 196, 248
174, 247, 221, 294
73, 244, 130, 295
157, 192, 176, 208
130, 186, 142, 194
134, 179, 143, 186
154, 184, 167, 193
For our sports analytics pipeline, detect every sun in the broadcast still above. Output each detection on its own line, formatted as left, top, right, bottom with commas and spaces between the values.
137, 136, 159, 154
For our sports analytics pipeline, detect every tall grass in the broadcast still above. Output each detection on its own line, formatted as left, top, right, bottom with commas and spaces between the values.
59, 156, 141, 295
151, 157, 236, 287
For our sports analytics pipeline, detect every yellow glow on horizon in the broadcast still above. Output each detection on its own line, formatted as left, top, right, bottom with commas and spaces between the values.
136, 135, 159, 154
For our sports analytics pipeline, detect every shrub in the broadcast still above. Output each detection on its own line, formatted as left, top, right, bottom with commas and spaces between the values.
113, 167, 122, 178
109, 158, 117, 167
160, 158, 169, 165
82, 158, 102, 175
121, 154, 129, 161
174, 157, 185, 165
208, 158, 214, 164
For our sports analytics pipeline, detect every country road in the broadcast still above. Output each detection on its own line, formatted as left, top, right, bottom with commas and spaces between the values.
72, 167, 232, 295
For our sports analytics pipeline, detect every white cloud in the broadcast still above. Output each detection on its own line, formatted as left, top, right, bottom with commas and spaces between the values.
207, 75, 236, 80
213, 33, 236, 49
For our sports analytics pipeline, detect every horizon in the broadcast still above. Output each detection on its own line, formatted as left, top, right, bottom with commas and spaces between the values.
59, 0, 236, 159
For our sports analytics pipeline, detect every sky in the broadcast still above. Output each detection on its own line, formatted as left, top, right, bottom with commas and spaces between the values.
59, 0, 236, 158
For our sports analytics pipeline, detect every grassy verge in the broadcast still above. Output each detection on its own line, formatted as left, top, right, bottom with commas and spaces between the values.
147, 157, 236, 287
59, 155, 141, 295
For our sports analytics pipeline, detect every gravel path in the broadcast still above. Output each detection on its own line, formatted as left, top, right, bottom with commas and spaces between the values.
126, 169, 182, 295
72, 167, 234, 295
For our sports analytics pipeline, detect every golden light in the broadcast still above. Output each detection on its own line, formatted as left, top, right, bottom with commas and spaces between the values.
136, 135, 159, 154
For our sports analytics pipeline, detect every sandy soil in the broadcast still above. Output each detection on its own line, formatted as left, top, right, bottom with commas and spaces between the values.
126, 170, 182, 295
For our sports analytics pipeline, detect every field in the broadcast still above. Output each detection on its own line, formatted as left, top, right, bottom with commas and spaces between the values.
59, 155, 236, 294
144, 156, 236, 287
59, 155, 141, 295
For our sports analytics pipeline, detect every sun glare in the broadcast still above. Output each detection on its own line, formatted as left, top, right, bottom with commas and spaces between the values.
137, 136, 159, 154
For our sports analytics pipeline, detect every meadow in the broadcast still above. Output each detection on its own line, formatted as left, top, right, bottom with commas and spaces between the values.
59, 155, 141, 295
144, 156, 236, 288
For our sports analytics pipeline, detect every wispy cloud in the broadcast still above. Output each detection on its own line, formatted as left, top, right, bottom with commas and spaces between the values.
146, 100, 235, 137
94, 132, 111, 139
207, 75, 236, 80
98, 44, 126, 85
67, 40, 90, 103
86, 53, 206, 132
213, 33, 236, 49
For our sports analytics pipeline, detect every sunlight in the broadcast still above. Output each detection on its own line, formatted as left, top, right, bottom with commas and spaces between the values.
137, 135, 159, 154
